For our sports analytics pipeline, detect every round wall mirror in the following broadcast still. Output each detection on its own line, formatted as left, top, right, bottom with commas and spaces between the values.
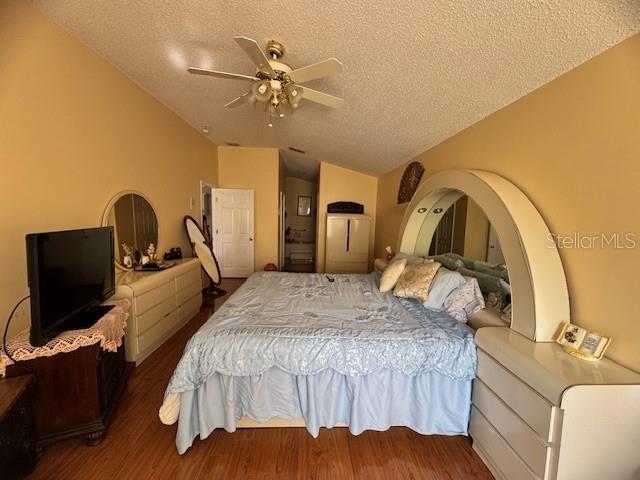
103, 191, 159, 270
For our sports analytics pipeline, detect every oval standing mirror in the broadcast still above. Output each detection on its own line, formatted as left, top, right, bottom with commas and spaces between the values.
184, 216, 223, 289
103, 191, 159, 270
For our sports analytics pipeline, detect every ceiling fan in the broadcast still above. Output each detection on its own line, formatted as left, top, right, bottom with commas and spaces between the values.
188, 37, 344, 127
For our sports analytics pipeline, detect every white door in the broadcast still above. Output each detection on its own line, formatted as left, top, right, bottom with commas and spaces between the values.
487, 224, 505, 265
213, 188, 254, 278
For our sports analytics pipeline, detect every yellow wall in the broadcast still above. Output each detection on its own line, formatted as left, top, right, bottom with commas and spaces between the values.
316, 162, 378, 272
284, 176, 317, 243
463, 198, 490, 261
375, 34, 640, 371
217, 146, 280, 271
0, 1, 218, 334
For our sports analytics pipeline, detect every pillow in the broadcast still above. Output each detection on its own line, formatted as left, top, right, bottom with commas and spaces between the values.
428, 254, 464, 271
379, 258, 407, 293
457, 267, 502, 295
473, 261, 510, 282
392, 252, 431, 265
393, 262, 441, 302
445, 276, 485, 323
442, 252, 475, 269
423, 267, 466, 310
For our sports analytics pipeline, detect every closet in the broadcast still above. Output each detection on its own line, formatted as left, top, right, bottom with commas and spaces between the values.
325, 213, 370, 273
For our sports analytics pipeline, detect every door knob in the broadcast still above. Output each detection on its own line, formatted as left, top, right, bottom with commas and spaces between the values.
249, 237, 253, 241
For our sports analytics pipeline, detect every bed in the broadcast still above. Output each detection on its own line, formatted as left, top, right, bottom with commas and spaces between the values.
160, 271, 477, 454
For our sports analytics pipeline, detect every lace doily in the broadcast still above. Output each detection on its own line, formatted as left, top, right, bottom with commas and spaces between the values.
1, 299, 130, 376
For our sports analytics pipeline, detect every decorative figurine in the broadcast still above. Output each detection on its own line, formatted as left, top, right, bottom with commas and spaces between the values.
385, 246, 394, 262
122, 243, 135, 268
147, 243, 157, 262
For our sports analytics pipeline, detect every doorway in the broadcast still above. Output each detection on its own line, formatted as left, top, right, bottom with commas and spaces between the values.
212, 188, 255, 278
283, 176, 317, 273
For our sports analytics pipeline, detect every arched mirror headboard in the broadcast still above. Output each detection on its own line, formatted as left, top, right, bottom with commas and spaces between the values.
396, 169, 569, 341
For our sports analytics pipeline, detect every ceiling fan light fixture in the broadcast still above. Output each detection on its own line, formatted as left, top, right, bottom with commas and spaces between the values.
190, 36, 344, 127
251, 80, 272, 102
284, 83, 303, 108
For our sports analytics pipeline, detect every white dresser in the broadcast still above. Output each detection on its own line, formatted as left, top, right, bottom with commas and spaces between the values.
471, 327, 640, 480
112, 258, 203, 365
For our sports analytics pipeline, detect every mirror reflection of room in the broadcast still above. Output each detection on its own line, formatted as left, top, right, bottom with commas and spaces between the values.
105, 192, 159, 266
427, 194, 510, 321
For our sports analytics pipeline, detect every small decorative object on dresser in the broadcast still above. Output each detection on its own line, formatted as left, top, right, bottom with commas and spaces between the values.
555, 322, 611, 361
397, 161, 424, 204
2, 301, 130, 448
0, 375, 36, 479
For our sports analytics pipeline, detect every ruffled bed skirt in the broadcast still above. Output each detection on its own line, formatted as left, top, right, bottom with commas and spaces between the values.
163, 367, 472, 454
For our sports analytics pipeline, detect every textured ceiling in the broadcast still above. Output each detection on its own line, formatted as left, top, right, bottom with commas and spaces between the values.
35, 1, 640, 180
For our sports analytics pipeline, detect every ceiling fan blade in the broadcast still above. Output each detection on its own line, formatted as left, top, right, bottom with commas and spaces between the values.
187, 67, 257, 82
233, 36, 276, 76
288, 58, 343, 84
224, 93, 249, 108
300, 86, 344, 109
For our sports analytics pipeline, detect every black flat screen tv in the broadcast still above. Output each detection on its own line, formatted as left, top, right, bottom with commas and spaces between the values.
26, 226, 115, 346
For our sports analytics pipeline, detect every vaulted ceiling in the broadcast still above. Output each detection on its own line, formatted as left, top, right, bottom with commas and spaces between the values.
35, 1, 640, 179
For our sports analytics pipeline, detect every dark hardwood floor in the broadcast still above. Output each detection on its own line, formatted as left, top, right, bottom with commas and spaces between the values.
29, 278, 493, 480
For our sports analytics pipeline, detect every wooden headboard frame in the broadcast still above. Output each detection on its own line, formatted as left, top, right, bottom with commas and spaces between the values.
396, 169, 569, 341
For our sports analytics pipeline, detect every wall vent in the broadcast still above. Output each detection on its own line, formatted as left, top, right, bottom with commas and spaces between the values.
289, 146, 306, 154
225, 142, 241, 147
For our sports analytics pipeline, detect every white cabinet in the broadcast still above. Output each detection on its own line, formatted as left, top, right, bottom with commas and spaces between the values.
471, 327, 640, 480
325, 214, 370, 273
111, 258, 203, 365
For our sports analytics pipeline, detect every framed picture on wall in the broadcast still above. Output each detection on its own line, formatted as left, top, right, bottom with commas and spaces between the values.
297, 196, 312, 216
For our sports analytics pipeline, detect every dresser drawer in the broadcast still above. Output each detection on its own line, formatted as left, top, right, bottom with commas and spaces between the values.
473, 379, 550, 477
177, 292, 202, 324
470, 407, 540, 480
137, 296, 176, 335
138, 310, 178, 354
176, 279, 201, 307
477, 350, 556, 442
176, 267, 201, 292
135, 280, 175, 316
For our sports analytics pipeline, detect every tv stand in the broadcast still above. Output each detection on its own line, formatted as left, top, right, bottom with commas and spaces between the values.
7, 342, 130, 448
66, 305, 114, 330
5, 304, 131, 448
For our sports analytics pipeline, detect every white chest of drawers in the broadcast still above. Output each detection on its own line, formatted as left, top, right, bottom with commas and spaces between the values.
471, 327, 640, 480
112, 258, 203, 365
